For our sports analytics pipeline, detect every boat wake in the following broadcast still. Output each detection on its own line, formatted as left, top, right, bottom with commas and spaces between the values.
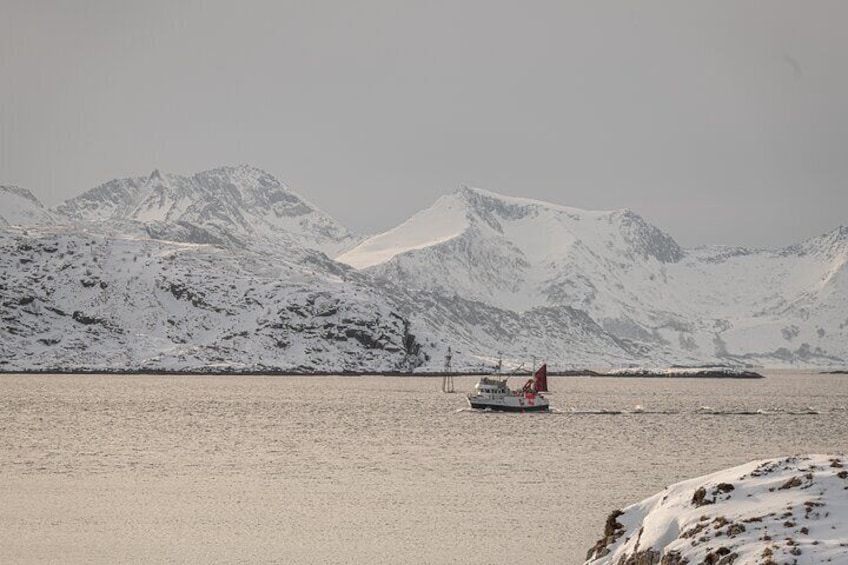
693, 406, 820, 416
558, 406, 822, 416
552, 407, 679, 415
459, 406, 823, 416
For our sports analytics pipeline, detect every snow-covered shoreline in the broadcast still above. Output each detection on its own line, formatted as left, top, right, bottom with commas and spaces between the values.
584, 454, 848, 564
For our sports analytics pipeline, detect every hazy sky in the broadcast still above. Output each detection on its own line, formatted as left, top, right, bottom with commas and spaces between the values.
2, 1, 846, 248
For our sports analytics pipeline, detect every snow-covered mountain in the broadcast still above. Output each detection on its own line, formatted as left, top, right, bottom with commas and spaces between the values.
338, 186, 682, 312
338, 186, 848, 366
0, 185, 56, 227
1, 172, 846, 371
0, 225, 429, 372
54, 165, 356, 255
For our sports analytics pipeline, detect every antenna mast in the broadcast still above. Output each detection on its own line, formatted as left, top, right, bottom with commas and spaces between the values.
442, 346, 454, 393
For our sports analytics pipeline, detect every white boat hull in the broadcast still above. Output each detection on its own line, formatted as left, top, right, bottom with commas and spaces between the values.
467, 393, 549, 412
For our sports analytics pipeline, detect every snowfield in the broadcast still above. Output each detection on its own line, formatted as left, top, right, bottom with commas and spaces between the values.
584, 454, 848, 564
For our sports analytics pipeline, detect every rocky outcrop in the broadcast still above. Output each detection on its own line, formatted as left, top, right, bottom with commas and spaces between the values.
585, 455, 848, 564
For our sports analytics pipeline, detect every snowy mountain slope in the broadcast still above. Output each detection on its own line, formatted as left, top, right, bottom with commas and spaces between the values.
338, 186, 684, 313
585, 454, 848, 564
0, 185, 56, 226
0, 226, 430, 372
53, 165, 356, 255
338, 190, 472, 270
338, 187, 848, 366
0, 222, 643, 372
385, 288, 644, 371
661, 232, 848, 365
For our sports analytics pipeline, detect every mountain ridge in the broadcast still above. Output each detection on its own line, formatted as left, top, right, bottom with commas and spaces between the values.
2, 169, 847, 370
0, 185, 56, 227
53, 165, 357, 255
337, 185, 847, 366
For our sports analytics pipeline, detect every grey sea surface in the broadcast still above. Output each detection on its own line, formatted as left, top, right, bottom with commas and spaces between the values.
1, 372, 845, 564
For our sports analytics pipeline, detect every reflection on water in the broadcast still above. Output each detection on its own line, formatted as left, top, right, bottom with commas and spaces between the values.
1, 372, 845, 564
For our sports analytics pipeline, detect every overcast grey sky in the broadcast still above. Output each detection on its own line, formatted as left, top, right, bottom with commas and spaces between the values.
2, 1, 846, 248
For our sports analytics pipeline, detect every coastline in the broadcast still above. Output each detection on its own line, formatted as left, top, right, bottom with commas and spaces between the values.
0, 367, 776, 378
0, 367, 598, 377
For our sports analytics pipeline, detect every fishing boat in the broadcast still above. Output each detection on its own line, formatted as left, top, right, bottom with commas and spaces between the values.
467, 364, 550, 412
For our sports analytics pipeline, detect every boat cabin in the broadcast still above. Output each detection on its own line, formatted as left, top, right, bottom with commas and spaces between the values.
474, 377, 509, 395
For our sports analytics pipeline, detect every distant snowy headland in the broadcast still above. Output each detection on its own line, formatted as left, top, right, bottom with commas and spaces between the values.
598, 367, 765, 379
584, 454, 848, 564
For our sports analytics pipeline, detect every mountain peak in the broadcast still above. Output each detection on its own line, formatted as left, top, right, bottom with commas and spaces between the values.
611, 208, 683, 263
339, 185, 686, 273
453, 184, 550, 210
223, 163, 269, 175
1, 184, 42, 205
788, 224, 848, 259
52, 165, 354, 254
0, 185, 55, 226
821, 224, 848, 244
451, 185, 624, 224
455, 184, 502, 199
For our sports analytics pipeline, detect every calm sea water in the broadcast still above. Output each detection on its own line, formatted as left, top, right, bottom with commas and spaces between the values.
1, 372, 845, 564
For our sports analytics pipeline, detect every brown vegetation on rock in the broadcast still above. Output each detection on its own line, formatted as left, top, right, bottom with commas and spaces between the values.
778, 476, 802, 490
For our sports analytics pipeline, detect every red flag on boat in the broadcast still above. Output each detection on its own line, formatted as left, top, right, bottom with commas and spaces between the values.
534, 364, 548, 392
